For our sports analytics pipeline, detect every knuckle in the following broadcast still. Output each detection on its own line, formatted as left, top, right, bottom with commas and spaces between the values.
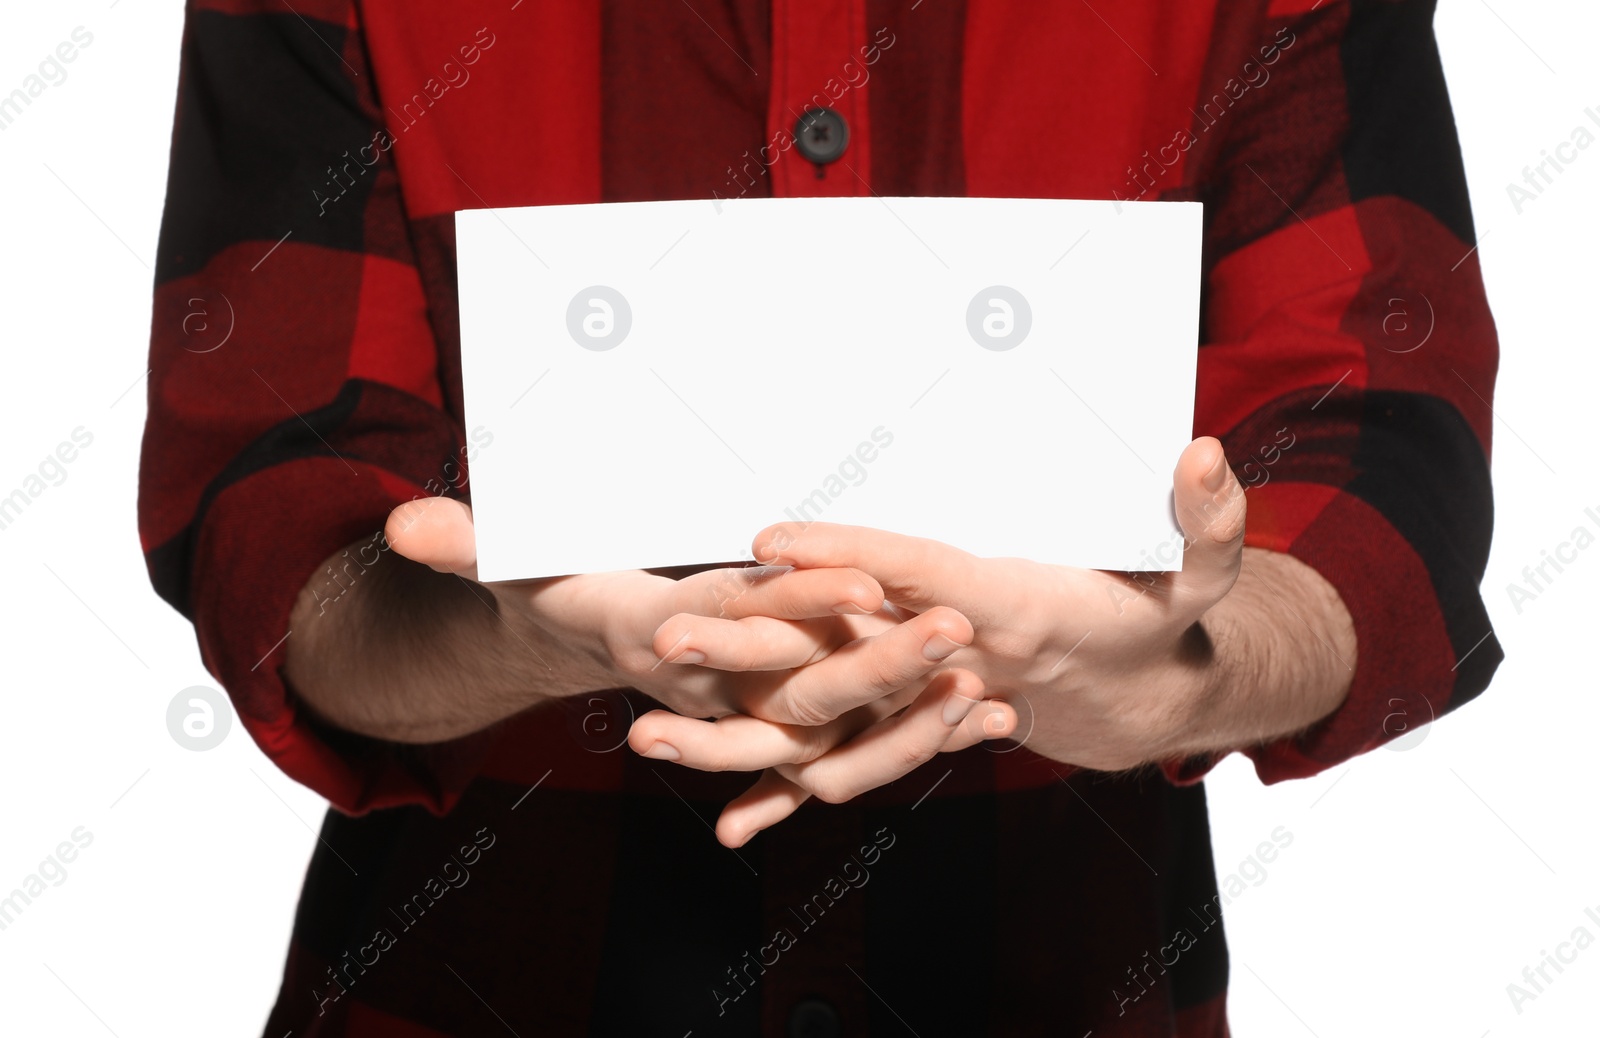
800, 638, 836, 667
897, 573, 934, 605
1209, 483, 1248, 543
1205, 482, 1248, 544
863, 644, 919, 695
772, 686, 834, 728
756, 523, 806, 563
834, 568, 884, 608
805, 772, 855, 805
860, 667, 899, 699
651, 621, 693, 660
610, 643, 658, 681
894, 733, 940, 772
790, 697, 836, 729
793, 724, 835, 764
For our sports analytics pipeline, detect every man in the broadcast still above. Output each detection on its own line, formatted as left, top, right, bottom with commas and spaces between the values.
139, 1, 1501, 1034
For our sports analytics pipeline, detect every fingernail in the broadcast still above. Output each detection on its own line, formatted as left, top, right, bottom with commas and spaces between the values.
923, 633, 964, 661
669, 648, 706, 665
1203, 449, 1229, 493
642, 741, 680, 761
942, 693, 980, 726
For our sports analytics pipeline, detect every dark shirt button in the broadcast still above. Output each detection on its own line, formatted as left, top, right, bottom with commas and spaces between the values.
786, 996, 841, 1038
793, 107, 849, 165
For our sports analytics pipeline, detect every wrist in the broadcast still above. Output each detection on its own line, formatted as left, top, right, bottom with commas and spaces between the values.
1149, 547, 1355, 764
1136, 620, 1231, 765
515, 570, 670, 693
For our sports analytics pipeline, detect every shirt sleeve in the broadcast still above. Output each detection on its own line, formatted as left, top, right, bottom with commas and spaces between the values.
1158, 0, 1504, 785
139, 0, 485, 814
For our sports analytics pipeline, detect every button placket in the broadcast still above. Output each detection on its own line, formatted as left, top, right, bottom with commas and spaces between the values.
767, 0, 871, 196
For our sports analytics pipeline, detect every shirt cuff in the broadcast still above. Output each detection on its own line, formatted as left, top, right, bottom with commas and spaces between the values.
187, 457, 490, 815
1159, 479, 1502, 787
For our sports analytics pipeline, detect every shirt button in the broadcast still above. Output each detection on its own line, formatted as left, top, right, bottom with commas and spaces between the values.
786, 996, 841, 1038
792, 107, 849, 166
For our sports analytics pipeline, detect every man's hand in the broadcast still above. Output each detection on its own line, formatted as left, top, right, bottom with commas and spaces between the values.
736, 436, 1261, 771
757, 437, 1356, 768
288, 496, 995, 743
645, 437, 1356, 838
630, 659, 1016, 846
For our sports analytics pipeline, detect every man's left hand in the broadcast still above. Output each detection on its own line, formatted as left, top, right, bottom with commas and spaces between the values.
634, 436, 1357, 846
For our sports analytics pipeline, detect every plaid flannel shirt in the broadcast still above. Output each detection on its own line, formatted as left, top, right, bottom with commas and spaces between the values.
139, 1, 1502, 1034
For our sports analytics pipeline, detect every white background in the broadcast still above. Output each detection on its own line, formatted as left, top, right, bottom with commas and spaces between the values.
0, 1, 1594, 1035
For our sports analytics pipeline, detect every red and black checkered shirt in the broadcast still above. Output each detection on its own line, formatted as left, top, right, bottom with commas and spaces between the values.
139, 1, 1503, 1034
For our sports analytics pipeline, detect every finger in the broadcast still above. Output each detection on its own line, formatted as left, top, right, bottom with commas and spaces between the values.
716, 770, 811, 848
653, 606, 900, 672
627, 707, 852, 772
384, 497, 477, 578
629, 682, 927, 772
711, 685, 1006, 846
779, 669, 986, 805
675, 564, 885, 621
750, 522, 987, 620
942, 699, 1020, 752
753, 606, 974, 726
1170, 436, 1247, 606
651, 613, 848, 671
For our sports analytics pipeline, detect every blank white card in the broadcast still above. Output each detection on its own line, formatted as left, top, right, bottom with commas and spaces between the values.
455, 196, 1201, 581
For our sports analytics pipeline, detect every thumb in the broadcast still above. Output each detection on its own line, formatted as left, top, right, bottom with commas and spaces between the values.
385, 497, 478, 579
1171, 437, 1246, 605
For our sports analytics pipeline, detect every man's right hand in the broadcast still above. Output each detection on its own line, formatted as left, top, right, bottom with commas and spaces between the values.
358, 496, 982, 737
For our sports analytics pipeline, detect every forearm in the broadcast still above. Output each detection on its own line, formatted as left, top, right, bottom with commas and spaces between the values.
1161, 546, 1357, 760
283, 538, 615, 744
